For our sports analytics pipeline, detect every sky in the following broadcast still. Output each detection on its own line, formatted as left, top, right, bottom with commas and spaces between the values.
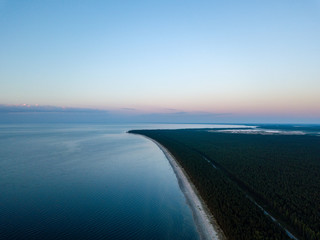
0, 0, 319, 123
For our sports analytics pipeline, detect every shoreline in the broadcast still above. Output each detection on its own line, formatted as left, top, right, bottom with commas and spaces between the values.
140, 135, 226, 240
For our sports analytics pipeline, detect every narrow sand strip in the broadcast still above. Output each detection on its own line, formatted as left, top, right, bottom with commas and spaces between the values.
145, 136, 226, 240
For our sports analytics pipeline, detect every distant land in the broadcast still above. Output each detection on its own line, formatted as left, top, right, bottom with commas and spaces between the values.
129, 125, 320, 240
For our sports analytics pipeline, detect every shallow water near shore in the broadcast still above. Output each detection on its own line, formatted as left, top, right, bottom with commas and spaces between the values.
0, 123, 241, 239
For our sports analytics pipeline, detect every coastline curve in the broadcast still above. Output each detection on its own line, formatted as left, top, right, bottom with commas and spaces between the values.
134, 134, 226, 240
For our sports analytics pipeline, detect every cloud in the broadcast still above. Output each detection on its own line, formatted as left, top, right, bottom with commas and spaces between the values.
0, 104, 107, 113
0, 104, 111, 123
163, 108, 180, 112
0, 104, 234, 123
130, 111, 233, 123
120, 108, 137, 111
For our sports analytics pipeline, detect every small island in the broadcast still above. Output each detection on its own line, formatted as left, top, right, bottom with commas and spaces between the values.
129, 125, 320, 240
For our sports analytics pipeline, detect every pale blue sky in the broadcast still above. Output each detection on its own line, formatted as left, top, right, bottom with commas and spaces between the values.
0, 0, 319, 122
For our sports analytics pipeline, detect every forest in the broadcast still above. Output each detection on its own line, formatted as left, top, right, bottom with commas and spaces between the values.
129, 128, 320, 240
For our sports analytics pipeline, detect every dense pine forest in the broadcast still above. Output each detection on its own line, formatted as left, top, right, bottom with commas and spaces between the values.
129, 128, 320, 240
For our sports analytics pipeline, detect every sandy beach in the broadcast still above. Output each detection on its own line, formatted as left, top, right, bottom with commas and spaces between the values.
145, 136, 226, 240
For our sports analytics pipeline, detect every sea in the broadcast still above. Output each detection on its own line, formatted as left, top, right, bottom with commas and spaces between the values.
0, 123, 245, 240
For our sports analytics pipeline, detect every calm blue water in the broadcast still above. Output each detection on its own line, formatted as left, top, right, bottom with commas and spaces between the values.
0, 124, 210, 239
0, 123, 241, 240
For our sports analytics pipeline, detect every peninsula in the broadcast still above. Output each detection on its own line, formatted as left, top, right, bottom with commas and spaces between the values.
129, 126, 320, 240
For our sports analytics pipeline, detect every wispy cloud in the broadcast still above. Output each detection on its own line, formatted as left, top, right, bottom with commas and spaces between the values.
120, 108, 137, 111
0, 104, 107, 113
131, 111, 233, 123
0, 104, 236, 123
